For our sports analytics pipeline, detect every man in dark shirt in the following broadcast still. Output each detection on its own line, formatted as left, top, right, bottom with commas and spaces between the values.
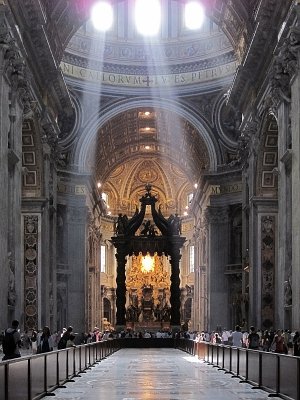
2, 319, 22, 360
247, 326, 260, 349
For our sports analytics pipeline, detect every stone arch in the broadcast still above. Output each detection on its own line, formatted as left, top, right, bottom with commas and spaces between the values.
183, 297, 192, 323
72, 97, 221, 174
103, 297, 112, 325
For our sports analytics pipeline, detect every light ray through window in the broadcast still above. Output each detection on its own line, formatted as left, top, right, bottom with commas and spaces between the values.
91, 1, 113, 32
135, 0, 161, 36
185, 1, 205, 30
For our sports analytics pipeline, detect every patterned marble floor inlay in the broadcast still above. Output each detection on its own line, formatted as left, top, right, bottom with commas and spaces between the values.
53, 348, 281, 400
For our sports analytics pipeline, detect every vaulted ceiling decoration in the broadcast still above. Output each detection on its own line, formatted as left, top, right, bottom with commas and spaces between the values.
93, 107, 210, 184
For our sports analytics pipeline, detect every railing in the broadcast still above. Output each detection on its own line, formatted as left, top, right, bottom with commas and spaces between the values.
0, 340, 119, 400
177, 339, 300, 400
3, 338, 299, 400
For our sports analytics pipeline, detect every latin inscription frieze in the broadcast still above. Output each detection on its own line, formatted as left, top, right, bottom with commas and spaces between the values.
210, 183, 242, 195
61, 61, 238, 88
57, 182, 86, 195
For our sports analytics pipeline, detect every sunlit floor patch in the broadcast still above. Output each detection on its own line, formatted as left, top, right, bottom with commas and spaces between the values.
53, 348, 281, 400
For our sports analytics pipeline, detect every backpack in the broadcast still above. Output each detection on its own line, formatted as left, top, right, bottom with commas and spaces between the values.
2, 329, 16, 355
249, 333, 259, 348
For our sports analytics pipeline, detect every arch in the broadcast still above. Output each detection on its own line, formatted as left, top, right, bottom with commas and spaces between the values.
103, 298, 112, 324
72, 97, 221, 173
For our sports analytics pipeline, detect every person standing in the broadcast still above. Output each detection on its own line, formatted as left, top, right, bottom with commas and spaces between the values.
273, 329, 285, 354
2, 320, 22, 360
247, 326, 260, 350
57, 326, 73, 349
37, 326, 54, 353
66, 334, 76, 347
231, 325, 243, 347
31, 328, 38, 354
293, 331, 300, 356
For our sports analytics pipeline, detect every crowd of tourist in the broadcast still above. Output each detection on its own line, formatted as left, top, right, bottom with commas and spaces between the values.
1, 320, 300, 360
0, 322, 121, 360
193, 325, 300, 356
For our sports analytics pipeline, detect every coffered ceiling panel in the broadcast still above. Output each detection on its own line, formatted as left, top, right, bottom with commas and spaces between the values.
94, 107, 210, 184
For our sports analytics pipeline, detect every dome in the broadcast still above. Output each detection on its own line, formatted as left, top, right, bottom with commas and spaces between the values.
62, 0, 237, 93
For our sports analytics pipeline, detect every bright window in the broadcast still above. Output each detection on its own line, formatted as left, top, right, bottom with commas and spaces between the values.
91, 1, 113, 31
189, 245, 195, 273
135, 0, 161, 36
187, 192, 193, 205
102, 192, 108, 204
185, 1, 205, 30
101, 245, 106, 273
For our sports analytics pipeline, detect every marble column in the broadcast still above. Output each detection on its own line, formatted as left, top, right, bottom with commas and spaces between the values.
40, 144, 52, 329
277, 100, 292, 329
192, 226, 201, 332
66, 204, 87, 332
205, 206, 229, 331
291, 54, 300, 330
169, 248, 182, 327
0, 20, 23, 329
115, 250, 127, 327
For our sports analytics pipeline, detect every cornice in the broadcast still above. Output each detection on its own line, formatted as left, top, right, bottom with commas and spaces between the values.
63, 51, 236, 77
227, 0, 294, 111
7, 0, 73, 115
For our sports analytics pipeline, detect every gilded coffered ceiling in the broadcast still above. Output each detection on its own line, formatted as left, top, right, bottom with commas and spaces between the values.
94, 108, 209, 182
92, 107, 209, 216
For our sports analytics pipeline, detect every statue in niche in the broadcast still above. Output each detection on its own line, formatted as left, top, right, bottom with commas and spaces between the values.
126, 304, 139, 322
7, 252, 16, 306
154, 304, 161, 321
284, 266, 292, 306
161, 303, 171, 322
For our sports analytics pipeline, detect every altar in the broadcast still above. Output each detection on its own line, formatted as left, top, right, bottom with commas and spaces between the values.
111, 185, 186, 328
125, 252, 171, 331
128, 321, 170, 332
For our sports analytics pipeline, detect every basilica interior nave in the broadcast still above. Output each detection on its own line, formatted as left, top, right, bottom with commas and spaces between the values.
0, 0, 299, 343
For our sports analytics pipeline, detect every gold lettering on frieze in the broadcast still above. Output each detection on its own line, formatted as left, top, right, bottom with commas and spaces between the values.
61, 61, 238, 88
210, 183, 242, 195
57, 183, 86, 195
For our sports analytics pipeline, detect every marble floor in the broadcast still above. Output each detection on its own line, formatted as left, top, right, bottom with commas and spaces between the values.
52, 348, 280, 400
